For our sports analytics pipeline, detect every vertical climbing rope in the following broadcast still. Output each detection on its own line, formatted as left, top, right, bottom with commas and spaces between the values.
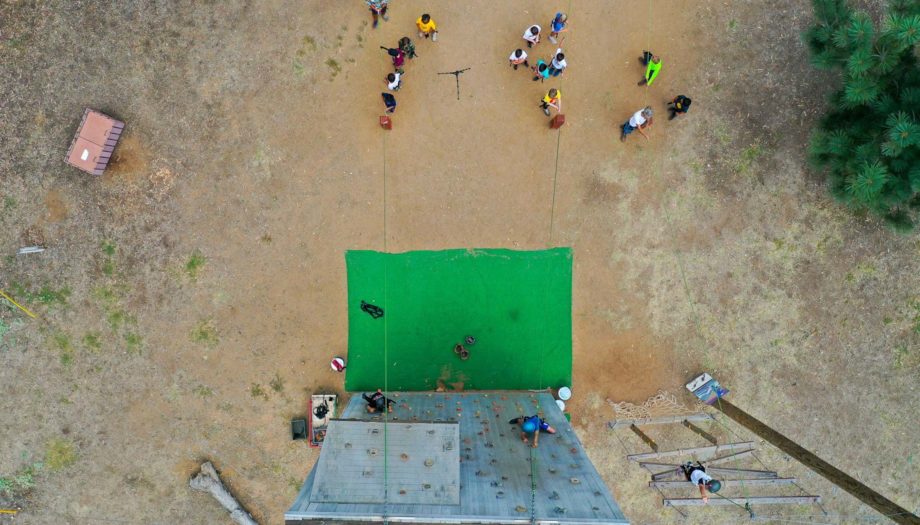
530, 447, 538, 525
381, 127, 390, 525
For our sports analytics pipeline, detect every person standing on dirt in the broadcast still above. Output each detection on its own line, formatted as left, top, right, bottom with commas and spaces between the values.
367, 0, 389, 29
509, 48, 529, 70
523, 25, 541, 48
399, 37, 417, 60
548, 12, 568, 44
540, 88, 561, 116
638, 51, 662, 86
621, 106, 653, 142
681, 461, 722, 504
386, 71, 402, 91
381, 92, 397, 113
363, 389, 395, 413
509, 415, 556, 448
548, 48, 567, 77
416, 13, 438, 41
532, 59, 551, 82
667, 95, 691, 120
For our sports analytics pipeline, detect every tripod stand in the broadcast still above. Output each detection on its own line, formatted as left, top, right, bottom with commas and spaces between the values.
438, 67, 471, 100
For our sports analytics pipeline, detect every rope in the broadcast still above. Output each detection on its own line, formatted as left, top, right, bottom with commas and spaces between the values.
547, 0, 572, 246
529, 447, 537, 525
548, 129, 562, 245
381, 123, 390, 525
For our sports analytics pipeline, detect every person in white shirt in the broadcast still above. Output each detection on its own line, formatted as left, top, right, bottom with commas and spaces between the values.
549, 49, 566, 77
523, 25, 541, 48
509, 49, 529, 70
620, 106, 653, 142
682, 462, 722, 504
386, 72, 401, 91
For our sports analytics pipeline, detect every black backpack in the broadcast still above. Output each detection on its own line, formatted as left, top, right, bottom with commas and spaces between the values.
380, 46, 400, 57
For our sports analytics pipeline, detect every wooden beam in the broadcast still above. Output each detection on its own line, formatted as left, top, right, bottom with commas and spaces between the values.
627, 441, 754, 461
706, 467, 778, 478
650, 478, 798, 489
715, 398, 920, 525
629, 424, 658, 452
682, 419, 718, 444
639, 449, 754, 470
707, 449, 755, 466
608, 413, 714, 430
664, 496, 821, 507
650, 466, 778, 481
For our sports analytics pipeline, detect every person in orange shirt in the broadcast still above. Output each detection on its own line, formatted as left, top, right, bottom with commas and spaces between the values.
416, 13, 438, 41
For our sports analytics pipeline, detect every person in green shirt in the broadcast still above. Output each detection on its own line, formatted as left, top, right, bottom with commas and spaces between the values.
638, 51, 661, 86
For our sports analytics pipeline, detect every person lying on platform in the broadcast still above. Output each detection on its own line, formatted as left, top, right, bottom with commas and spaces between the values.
681, 461, 722, 504
509, 415, 556, 448
363, 389, 395, 413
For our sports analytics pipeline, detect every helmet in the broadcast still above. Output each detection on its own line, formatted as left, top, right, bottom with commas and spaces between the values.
707, 480, 722, 493
522, 420, 538, 433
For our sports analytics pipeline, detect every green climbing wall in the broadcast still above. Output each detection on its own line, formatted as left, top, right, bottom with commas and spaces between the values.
344, 248, 573, 392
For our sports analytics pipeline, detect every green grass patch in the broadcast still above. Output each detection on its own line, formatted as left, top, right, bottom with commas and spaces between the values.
325, 58, 341, 76
101, 240, 116, 257
250, 383, 269, 401
3, 196, 16, 210
191, 319, 219, 347
185, 251, 206, 280
269, 373, 285, 393
124, 332, 142, 353
736, 143, 764, 174
82, 332, 102, 352
193, 384, 214, 398
10, 282, 71, 308
0, 463, 41, 496
44, 439, 76, 470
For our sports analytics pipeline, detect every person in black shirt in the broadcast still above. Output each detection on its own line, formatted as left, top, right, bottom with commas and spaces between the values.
363, 389, 395, 413
668, 95, 692, 120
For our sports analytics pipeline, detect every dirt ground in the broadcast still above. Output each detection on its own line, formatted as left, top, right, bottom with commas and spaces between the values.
1, 0, 918, 524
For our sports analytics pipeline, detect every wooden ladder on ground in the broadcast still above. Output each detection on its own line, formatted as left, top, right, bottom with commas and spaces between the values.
608, 413, 822, 517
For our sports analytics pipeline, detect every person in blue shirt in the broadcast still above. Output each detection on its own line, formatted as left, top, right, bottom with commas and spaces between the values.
509, 415, 556, 448
548, 12, 568, 44
532, 60, 550, 82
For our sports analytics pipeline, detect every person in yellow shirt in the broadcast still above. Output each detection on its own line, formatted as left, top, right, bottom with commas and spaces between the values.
416, 13, 438, 41
540, 88, 561, 116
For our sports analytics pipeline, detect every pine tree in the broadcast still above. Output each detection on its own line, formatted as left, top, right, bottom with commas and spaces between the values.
805, 0, 920, 231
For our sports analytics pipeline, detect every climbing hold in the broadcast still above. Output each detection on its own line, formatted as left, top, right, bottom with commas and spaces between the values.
422, 483, 432, 489
400, 453, 409, 461
554, 506, 566, 514
399, 489, 407, 495
496, 491, 505, 499
515, 505, 527, 513
549, 491, 560, 500
424, 459, 434, 467
548, 468, 557, 474
570, 478, 580, 485
368, 448, 379, 456
344, 442, 352, 449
